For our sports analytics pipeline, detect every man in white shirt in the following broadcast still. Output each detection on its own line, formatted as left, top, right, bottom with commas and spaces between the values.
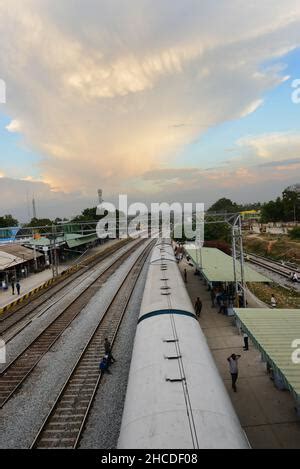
292, 272, 298, 283
227, 354, 241, 392
270, 294, 277, 308
243, 331, 249, 351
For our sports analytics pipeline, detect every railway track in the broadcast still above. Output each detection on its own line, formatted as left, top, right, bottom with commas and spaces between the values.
0, 240, 130, 339
30, 239, 153, 449
0, 238, 145, 408
246, 252, 300, 280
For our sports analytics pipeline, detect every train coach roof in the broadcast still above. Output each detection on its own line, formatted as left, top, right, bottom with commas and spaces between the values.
185, 246, 271, 283
234, 308, 300, 401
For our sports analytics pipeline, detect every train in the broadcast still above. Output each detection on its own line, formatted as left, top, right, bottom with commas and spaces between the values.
117, 238, 250, 449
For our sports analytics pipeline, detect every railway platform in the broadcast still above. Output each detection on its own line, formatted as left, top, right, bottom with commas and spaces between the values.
179, 258, 300, 449
0, 239, 120, 310
0, 267, 68, 309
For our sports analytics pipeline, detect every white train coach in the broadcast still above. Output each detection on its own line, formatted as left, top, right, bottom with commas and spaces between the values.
118, 239, 250, 449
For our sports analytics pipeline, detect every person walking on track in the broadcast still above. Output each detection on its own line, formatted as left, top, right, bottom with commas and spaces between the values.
104, 337, 116, 364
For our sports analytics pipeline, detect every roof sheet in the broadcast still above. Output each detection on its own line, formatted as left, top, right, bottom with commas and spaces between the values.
185, 246, 270, 283
26, 237, 65, 247
0, 245, 42, 270
65, 233, 98, 248
0, 244, 42, 261
234, 308, 300, 400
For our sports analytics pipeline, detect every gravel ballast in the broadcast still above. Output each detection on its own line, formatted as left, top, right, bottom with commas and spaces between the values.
0, 241, 150, 449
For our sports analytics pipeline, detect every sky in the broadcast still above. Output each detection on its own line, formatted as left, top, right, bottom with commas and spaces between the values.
0, 0, 300, 221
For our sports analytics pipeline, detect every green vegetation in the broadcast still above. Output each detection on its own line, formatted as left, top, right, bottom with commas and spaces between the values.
208, 185, 300, 223
204, 222, 231, 243
260, 186, 300, 222
289, 226, 300, 240
243, 234, 300, 262
0, 214, 19, 227
207, 197, 261, 213
24, 217, 53, 227
207, 198, 239, 213
72, 207, 102, 222
248, 282, 300, 309
71, 207, 124, 223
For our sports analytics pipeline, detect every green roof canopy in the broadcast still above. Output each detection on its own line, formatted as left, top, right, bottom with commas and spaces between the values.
25, 233, 97, 249
65, 233, 98, 248
234, 308, 300, 401
185, 246, 270, 283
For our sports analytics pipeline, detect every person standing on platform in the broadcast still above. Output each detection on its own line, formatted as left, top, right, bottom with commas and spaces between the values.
194, 297, 202, 317
16, 281, 21, 295
11, 278, 15, 295
243, 331, 249, 351
227, 354, 241, 392
184, 269, 187, 283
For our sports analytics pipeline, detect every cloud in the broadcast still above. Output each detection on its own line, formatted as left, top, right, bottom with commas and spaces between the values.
0, 0, 300, 211
141, 128, 300, 202
6, 119, 22, 133
237, 131, 300, 160
258, 158, 300, 168
0, 176, 96, 222
240, 99, 264, 117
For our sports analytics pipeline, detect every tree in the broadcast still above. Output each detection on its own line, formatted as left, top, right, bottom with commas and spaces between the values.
0, 214, 19, 227
72, 207, 103, 222
239, 202, 261, 211
72, 207, 125, 223
260, 198, 285, 223
208, 198, 239, 213
282, 186, 300, 222
204, 222, 231, 243
289, 226, 300, 240
24, 217, 53, 227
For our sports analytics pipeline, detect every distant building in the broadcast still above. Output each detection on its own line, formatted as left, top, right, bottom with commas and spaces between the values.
240, 210, 261, 221
0, 227, 20, 244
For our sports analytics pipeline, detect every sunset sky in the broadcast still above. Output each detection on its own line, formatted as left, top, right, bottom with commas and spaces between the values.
0, 0, 300, 220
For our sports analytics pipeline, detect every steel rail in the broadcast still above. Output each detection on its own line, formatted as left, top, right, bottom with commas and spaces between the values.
30, 240, 154, 449
0, 241, 132, 342
0, 239, 144, 408
0, 240, 130, 331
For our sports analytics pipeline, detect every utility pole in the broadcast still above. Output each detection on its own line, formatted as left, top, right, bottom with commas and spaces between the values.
32, 195, 37, 219
232, 214, 246, 307
232, 223, 238, 304
33, 243, 38, 271
50, 224, 59, 278
195, 208, 204, 274
98, 188, 103, 205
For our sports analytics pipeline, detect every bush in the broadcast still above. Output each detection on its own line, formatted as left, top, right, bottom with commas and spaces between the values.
289, 226, 300, 240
